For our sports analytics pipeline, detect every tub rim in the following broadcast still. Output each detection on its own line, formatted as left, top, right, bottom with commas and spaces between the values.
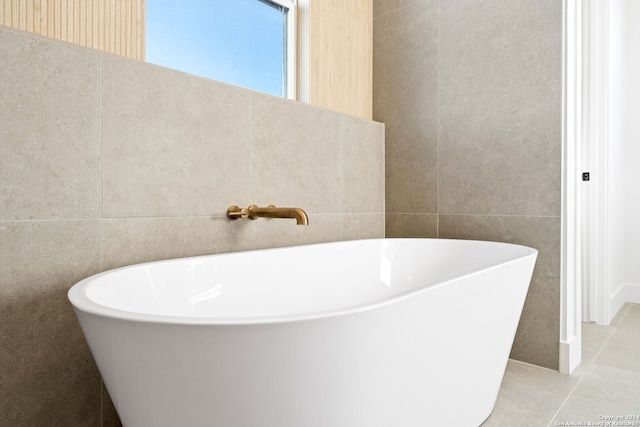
67, 238, 538, 326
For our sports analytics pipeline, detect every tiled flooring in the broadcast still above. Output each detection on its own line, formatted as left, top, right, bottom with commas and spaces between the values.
483, 303, 640, 426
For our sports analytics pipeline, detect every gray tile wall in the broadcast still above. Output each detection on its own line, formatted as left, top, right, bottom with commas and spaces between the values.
374, 0, 562, 369
0, 26, 384, 426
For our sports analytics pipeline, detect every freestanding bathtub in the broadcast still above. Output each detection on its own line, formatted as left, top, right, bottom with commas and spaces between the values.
68, 238, 537, 427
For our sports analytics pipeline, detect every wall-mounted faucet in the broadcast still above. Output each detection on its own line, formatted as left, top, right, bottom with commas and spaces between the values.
227, 205, 309, 225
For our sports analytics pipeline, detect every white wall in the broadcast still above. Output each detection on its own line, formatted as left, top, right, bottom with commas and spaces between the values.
619, 1, 640, 288
607, 0, 640, 318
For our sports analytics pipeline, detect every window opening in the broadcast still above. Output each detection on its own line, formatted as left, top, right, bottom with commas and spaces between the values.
146, 0, 296, 98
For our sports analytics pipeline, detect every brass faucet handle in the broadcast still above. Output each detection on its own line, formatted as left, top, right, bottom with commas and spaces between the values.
226, 205, 247, 220
246, 205, 277, 220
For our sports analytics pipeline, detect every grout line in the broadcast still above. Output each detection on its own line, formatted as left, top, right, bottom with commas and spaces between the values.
545, 378, 585, 427
585, 306, 630, 365
385, 213, 438, 215
0, 218, 102, 223
384, 212, 561, 218
99, 53, 104, 275
545, 307, 632, 427
0, 212, 386, 224
99, 55, 106, 427
100, 54, 104, 221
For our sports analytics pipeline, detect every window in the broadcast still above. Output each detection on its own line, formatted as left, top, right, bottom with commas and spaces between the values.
146, 0, 296, 98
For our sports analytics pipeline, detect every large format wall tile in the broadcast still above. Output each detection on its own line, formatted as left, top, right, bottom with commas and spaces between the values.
251, 94, 342, 214
1, 24, 384, 427
246, 214, 343, 250
438, 0, 562, 216
102, 217, 246, 270
373, 1, 439, 214
343, 213, 385, 240
385, 213, 437, 238
102, 57, 253, 218
439, 214, 561, 369
0, 28, 101, 220
0, 220, 102, 426
373, 0, 563, 370
342, 116, 385, 214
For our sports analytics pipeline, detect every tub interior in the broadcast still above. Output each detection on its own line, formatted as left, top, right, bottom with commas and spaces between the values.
77, 239, 535, 322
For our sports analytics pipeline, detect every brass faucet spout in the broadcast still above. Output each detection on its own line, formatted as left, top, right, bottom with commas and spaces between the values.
248, 205, 309, 225
227, 205, 309, 225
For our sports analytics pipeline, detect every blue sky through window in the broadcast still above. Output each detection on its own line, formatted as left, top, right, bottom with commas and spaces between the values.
146, 0, 286, 97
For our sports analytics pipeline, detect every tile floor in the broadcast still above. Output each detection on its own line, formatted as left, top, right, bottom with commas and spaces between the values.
483, 303, 640, 426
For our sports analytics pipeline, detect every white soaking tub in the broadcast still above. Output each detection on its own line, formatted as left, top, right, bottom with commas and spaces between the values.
68, 238, 537, 427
